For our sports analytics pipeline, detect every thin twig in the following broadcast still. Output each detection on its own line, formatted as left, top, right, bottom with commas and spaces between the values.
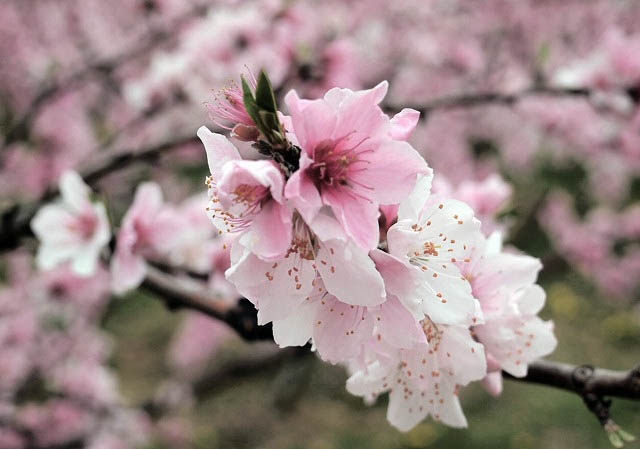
383, 85, 639, 117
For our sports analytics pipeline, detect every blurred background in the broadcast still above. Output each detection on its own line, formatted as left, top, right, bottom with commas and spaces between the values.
1, 0, 639, 448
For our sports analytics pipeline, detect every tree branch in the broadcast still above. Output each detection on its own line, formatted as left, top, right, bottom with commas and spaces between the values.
142, 266, 272, 341
142, 266, 640, 406
383, 85, 639, 117
504, 360, 640, 400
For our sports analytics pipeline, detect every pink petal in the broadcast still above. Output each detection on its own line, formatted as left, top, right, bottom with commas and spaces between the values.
516, 284, 546, 316
272, 298, 319, 347
331, 82, 389, 139
438, 326, 487, 385
218, 159, 286, 204
322, 188, 380, 250
284, 154, 323, 223
389, 108, 421, 141
59, 171, 91, 214
197, 126, 241, 180
313, 297, 373, 364
285, 90, 338, 153
110, 249, 147, 295
482, 372, 504, 397
352, 139, 430, 205
225, 247, 315, 324
240, 201, 292, 260
373, 296, 427, 349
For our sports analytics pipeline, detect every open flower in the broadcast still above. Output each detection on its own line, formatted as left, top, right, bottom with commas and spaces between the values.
31, 171, 110, 277
385, 175, 483, 325
459, 233, 557, 387
110, 183, 181, 294
347, 321, 486, 431
199, 126, 292, 260
284, 82, 429, 250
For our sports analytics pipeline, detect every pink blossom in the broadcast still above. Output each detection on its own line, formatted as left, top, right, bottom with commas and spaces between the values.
166, 194, 218, 274
460, 233, 557, 379
347, 323, 486, 431
270, 276, 375, 364
199, 126, 293, 261
167, 313, 232, 379
434, 174, 513, 235
226, 216, 386, 326
0, 428, 25, 449
385, 175, 483, 325
17, 400, 93, 448
31, 171, 110, 277
284, 81, 430, 249
111, 182, 181, 294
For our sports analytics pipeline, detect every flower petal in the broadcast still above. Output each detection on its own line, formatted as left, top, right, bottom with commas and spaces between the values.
197, 126, 241, 180
315, 239, 386, 306
59, 171, 91, 214
390, 108, 421, 141
313, 297, 373, 364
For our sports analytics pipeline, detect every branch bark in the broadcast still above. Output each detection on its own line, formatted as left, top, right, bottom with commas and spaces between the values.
504, 360, 640, 400
141, 266, 640, 405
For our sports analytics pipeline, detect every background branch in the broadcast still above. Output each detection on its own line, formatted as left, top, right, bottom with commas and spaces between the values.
384, 85, 639, 117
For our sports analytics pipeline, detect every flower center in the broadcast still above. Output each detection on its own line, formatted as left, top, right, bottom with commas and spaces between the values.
68, 213, 98, 241
308, 135, 374, 200
420, 318, 442, 349
287, 215, 316, 261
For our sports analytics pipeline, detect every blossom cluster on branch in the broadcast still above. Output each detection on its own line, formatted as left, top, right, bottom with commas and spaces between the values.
194, 73, 558, 430
1, 1, 640, 447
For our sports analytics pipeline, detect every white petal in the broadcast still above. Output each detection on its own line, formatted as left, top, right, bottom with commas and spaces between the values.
272, 298, 319, 347
315, 239, 386, 306
197, 126, 241, 180
59, 170, 91, 213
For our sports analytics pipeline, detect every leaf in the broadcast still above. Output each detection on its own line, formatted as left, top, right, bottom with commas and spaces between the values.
255, 70, 278, 113
241, 75, 260, 126
618, 429, 636, 443
608, 432, 623, 448
258, 110, 282, 137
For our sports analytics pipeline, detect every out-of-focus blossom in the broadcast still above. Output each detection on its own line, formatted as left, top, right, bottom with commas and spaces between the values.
111, 182, 181, 294
31, 171, 110, 277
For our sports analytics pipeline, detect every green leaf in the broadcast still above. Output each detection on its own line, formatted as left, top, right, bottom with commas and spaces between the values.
255, 70, 278, 113
258, 111, 282, 137
618, 429, 636, 443
241, 75, 260, 126
608, 432, 623, 448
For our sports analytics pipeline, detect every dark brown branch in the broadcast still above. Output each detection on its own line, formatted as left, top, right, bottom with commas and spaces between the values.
142, 266, 640, 407
504, 360, 640, 400
142, 266, 272, 341
506, 359, 639, 441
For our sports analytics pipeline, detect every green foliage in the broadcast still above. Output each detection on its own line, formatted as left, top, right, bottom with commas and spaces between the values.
241, 71, 288, 149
